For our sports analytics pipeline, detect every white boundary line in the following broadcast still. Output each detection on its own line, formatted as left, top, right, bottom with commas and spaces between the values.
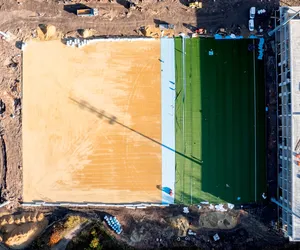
188, 40, 192, 205
181, 36, 186, 203
253, 39, 257, 202
182, 36, 186, 153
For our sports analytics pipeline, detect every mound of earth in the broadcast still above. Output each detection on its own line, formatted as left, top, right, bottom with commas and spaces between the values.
79, 29, 95, 38
125, 219, 175, 247
4, 219, 48, 249
199, 212, 238, 229
36, 24, 58, 40
140, 25, 174, 38
0, 212, 47, 249
169, 215, 190, 237
0, 212, 44, 226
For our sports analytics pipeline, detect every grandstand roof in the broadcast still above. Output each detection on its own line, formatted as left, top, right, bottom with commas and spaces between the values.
290, 18, 300, 241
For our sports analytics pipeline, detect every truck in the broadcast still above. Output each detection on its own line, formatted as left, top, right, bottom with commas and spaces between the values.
76, 8, 98, 17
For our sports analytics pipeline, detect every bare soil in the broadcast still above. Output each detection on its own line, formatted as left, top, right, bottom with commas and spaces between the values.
27, 205, 291, 250
0, 212, 47, 249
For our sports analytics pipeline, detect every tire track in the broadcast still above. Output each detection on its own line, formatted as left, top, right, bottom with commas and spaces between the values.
0, 132, 7, 194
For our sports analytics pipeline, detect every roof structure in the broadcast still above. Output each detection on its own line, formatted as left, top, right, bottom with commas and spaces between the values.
290, 18, 300, 241
276, 6, 300, 241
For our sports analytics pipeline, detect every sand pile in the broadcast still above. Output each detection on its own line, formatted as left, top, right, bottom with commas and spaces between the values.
169, 215, 190, 237
79, 29, 95, 38
140, 25, 174, 38
4, 220, 48, 249
0, 212, 48, 249
0, 212, 44, 225
36, 24, 59, 41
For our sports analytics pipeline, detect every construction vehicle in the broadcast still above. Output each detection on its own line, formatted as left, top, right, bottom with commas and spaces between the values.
76, 8, 98, 17
195, 28, 207, 35
192, 28, 206, 37
189, 1, 202, 9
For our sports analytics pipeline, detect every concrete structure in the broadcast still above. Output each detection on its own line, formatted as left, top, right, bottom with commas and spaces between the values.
275, 6, 300, 241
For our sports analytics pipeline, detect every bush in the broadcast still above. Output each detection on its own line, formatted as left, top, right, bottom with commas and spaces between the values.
49, 231, 62, 246
91, 229, 97, 236
89, 238, 101, 249
64, 215, 86, 229
48, 216, 87, 247
83, 236, 102, 250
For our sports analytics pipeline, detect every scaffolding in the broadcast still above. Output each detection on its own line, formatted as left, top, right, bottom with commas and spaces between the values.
275, 6, 300, 241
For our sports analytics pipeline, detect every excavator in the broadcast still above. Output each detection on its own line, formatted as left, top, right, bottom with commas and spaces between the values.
189, 0, 202, 9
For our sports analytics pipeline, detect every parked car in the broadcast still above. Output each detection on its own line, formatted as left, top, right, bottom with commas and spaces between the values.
250, 7, 256, 19
249, 19, 254, 31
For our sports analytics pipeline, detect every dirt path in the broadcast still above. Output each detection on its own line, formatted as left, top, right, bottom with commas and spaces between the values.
51, 222, 90, 250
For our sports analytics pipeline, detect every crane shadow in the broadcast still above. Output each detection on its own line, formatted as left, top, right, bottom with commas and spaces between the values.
69, 97, 202, 166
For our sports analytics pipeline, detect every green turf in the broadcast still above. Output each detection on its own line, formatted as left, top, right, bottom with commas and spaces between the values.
174, 38, 266, 204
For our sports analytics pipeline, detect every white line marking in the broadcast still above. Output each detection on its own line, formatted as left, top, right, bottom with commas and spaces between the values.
182, 36, 186, 154
181, 37, 186, 203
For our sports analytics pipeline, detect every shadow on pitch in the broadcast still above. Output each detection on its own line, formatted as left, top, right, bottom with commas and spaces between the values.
69, 97, 202, 166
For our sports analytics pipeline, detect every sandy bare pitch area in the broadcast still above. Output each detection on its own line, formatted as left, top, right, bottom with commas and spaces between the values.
23, 40, 161, 203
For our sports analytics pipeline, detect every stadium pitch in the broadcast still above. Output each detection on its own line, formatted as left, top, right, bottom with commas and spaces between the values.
22, 40, 162, 203
174, 38, 266, 204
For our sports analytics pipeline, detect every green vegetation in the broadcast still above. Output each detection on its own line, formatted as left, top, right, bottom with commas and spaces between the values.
86, 229, 102, 250
64, 215, 87, 229
174, 38, 266, 204
47, 215, 87, 246
30, 215, 88, 250
66, 222, 133, 250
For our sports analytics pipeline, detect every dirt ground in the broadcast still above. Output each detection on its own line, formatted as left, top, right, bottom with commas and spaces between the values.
0, 211, 47, 249
23, 40, 161, 203
25, 205, 292, 250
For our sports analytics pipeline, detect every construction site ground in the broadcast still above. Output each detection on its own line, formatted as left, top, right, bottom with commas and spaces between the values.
26, 205, 290, 250
0, 0, 299, 249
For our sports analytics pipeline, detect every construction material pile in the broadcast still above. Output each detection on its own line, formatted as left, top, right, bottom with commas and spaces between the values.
65, 38, 93, 48
104, 215, 122, 234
